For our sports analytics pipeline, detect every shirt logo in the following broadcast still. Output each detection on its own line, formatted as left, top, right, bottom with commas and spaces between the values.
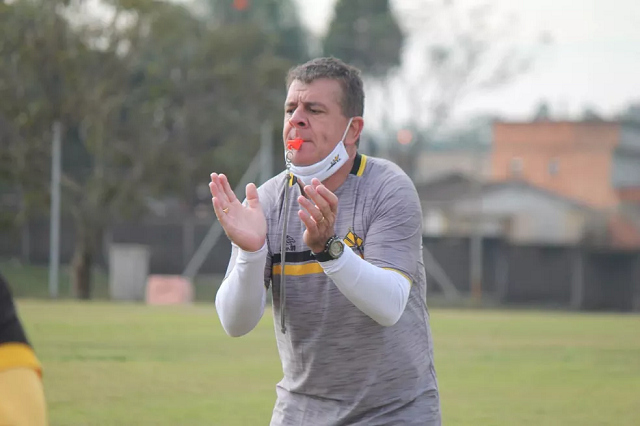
343, 228, 364, 258
286, 235, 296, 252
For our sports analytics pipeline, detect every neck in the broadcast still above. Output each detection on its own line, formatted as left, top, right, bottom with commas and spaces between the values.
321, 160, 352, 192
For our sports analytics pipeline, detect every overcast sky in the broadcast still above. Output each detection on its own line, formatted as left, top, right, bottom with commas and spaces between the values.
294, 0, 640, 123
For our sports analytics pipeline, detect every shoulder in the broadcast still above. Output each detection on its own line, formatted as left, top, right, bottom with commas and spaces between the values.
257, 170, 287, 195
360, 155, 419, 201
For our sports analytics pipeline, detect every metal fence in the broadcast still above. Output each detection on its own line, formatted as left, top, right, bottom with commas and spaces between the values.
2, 219, 639, 311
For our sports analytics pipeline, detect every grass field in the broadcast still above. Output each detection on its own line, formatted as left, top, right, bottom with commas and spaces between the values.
14, 300, 640, 426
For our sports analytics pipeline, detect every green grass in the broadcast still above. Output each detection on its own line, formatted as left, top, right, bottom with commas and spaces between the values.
14, 300, 640, 426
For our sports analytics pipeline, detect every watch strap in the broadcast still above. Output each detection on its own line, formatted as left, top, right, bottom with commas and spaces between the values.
312, 235, 343, 262
312, 250, 335, 262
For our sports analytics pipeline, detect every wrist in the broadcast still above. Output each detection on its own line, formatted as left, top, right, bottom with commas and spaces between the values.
236, 237, 267, 253
312, 235, 344, 262
237, 241, 267, 260
310, 234, 333, 254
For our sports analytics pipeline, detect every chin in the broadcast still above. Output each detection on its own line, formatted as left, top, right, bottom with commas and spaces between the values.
291, 147, 317, 167
291, 155, 314, 167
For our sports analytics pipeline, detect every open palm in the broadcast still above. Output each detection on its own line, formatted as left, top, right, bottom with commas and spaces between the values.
209, 173, 266, 252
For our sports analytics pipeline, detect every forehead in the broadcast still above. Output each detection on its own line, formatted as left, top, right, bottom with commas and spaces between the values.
285, 78, 343, 107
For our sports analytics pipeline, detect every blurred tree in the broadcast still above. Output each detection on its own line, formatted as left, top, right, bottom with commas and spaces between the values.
202, 0, 309, 62
384, 0, 550, 179
0, 0, 69, 243
0, 0, 303, 298
533, 101, 552, 121
0, 0, 195, 298
617, 102, 640, 123
582, 106, 604, 122
322, 0, 404, 78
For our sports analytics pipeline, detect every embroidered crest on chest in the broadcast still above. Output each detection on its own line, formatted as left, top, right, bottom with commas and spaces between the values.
343, 228, 364, 258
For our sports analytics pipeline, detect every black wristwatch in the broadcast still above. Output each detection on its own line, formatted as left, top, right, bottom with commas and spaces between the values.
312, 235, 345, 262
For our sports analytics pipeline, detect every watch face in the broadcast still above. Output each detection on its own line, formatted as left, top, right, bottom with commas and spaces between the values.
328, 239, 344, 258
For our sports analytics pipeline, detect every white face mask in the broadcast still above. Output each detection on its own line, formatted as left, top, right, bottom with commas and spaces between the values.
287, 117, 354, 184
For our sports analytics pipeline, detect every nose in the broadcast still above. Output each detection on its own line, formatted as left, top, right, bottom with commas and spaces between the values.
288, 108, 308, 129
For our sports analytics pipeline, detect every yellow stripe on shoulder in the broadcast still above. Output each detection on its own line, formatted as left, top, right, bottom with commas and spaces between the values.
0, 343, 42, 377
273, 262, 324, 276
383, 267, 413, 286
356, 154, 367, 176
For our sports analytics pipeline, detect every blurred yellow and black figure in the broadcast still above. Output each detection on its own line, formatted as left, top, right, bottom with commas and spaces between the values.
0, 272, 48, 426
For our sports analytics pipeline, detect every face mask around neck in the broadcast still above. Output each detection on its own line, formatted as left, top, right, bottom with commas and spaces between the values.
287, 117, 354, 184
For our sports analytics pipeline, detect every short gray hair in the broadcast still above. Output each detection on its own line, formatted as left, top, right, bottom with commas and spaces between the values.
286, 57, 365, 118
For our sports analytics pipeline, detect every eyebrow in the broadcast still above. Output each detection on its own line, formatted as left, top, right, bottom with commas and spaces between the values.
284, 101, 328, 110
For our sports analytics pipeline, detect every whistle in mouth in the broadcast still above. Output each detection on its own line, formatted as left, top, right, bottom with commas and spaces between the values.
286, 138, 303, 151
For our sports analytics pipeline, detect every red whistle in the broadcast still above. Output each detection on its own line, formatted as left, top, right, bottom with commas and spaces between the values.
286, 138, 303, 151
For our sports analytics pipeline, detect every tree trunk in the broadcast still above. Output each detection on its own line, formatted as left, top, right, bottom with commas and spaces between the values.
71, 241, 93, 300
71, 219, 102, 300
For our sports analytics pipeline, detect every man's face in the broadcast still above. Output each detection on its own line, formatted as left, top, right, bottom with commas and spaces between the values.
283, 78, 351, 167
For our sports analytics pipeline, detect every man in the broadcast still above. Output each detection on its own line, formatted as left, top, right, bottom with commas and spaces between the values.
211, 57, 440, 425
0, 272, 48, 426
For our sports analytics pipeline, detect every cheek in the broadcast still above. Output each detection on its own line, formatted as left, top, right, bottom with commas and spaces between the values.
282, 122, 291, 139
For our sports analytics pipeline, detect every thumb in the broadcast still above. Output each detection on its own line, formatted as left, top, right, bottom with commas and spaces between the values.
245, 183, 260, 208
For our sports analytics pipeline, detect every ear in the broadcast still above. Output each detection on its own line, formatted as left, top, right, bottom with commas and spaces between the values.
344, 117, 365, 148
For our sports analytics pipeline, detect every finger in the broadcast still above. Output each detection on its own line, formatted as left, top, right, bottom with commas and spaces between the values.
219, 174, 238, 204
209, 181, 226, 203
209, 182, 218, 198
212, 196, 229, 222
304, 181, 338, 216
209, 173, 217, 196
210, 174, 229, 204
304, 185, 332, 219
298, 209, 318, 234
298, 195, 323, 223
245, 183, 260, 209
315, 184, 339, 211
209, 173, 219, 197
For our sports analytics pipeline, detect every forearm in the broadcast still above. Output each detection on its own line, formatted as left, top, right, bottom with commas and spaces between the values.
215, 243, 268, 337
320, 247, 411, 326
